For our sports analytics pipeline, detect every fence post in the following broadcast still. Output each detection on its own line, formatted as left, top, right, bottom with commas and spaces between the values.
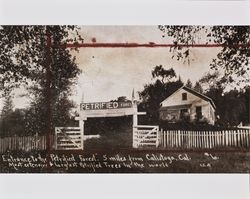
208, 131, 211, 149
229, 130, 232, 146
200, 131, 203, 149
171, 130, 174, 148
225, 130, 228, 146
247, 130, 250, 148
174, 130, 176, 148
169, 130, 171, 148
216, 131, 219, 148
212, 131, 214, 148
212, 131, 215, 148
190, 131, 193, 149
156, 127, 159, 147
177, 130, 180, 148
247, 130, 249, 147
172, 130, 175, 148
204, 131, 207, 149
197, 131, 199, 149
163, 131, 166, 148
240, 129, 243, 147
195, 131, 198, 149
231, 130, 234, 147
169, 130, 172, 148
243, 129, 246, 147
236, 130, 239, 147
167, 130, 169, 148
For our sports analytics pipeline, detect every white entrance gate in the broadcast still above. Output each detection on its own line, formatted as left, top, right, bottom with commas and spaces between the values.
133, 125, 159, 148
55, 127, 83, 150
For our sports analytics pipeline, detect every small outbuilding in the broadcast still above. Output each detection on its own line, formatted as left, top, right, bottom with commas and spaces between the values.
159, 86, 216, 125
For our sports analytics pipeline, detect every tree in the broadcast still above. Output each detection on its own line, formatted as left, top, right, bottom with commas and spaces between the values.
24, 92, 76, 135
193, 81, 203, 93
151, 65, 176, 83
199, 72, 221, 89
158, 26, 250, 87
1, 95, 13, 117
205, 86, 249, 127
110, 96, 130, 102
139, 66, 183, 124
185, 79, 193, 88
0, 95, 14, 136
0, 26, 82, 149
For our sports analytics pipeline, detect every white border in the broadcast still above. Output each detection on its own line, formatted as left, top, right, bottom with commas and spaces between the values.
0, 174, 249, 199
0, 0, 250, 25
0, 1, 249, 199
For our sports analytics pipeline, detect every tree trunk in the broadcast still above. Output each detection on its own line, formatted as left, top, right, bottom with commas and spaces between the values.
45, 27, 52, 152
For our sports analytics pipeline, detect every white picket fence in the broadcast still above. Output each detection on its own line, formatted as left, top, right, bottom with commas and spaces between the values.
158, 129, 250, 149
1, 129, 250, 153
133, 125, 159, 148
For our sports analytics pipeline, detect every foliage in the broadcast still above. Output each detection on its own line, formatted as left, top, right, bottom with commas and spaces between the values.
0, 26, 82, 136
205, 87, 249, 127
185, 79, 193, 88
138, 66, 183, 124
0, 95, 14, 136
1, 94, 13, 117
151, 65, 176, 83
0, 96, 28, 136
110, 96, 131, 102
193, 81, 203, 93
24, 93, 77, 135
158, 26, 250, 86
0, 26, 82, 93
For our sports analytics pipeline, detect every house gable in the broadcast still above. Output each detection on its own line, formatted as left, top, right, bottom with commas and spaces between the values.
160, 86, 215, 110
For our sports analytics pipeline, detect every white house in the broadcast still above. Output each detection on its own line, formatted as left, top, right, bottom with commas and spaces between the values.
159, 86, 216, 125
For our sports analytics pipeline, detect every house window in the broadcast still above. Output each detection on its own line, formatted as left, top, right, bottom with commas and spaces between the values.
182, 93, 187, 100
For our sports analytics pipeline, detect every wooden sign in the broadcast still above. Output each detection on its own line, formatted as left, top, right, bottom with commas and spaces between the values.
79, 101, 135, 119
80, 101, 132, 110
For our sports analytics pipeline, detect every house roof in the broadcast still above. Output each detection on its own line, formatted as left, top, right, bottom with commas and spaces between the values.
160, 85, 216, 109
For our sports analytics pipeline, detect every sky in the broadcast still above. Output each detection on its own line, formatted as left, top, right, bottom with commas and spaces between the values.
71, 26, 221, 104
2, 26, 223, 110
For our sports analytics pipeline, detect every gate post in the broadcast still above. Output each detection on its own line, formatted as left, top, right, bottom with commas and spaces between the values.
75, 116, 86, 150
132, 89, 138, 148
132, 103, 138, 148
79, 120, 84, 149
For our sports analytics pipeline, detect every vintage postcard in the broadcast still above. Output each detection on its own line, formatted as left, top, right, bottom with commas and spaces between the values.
0, 25, 249, 173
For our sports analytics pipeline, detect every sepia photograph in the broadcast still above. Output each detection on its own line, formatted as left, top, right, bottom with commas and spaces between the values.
0, 25, 249, 173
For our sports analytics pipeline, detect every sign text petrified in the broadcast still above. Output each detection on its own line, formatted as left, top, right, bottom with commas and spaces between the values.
80, 101, 132, 111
